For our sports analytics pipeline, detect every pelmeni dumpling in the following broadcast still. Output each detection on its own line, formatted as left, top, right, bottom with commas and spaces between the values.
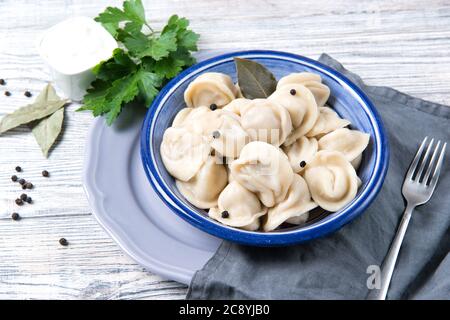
160, 127, 211, 182
269, 84, 318, 140
318, 128, 370, 166
172, 106, 211, 128
222, 98, 252, 116
174, 107, 249, 158
240, 99, 293, 146
187, 109, 249, 158
230, 141, 294, 207
303, 150, 359, 212
209, 181, 267, 231
306, 106, 351, 138
184, 72, 238, 108
176, 156, 227, 209
209, 111, 250, 158
282, 136, 318, 173
268, 87, 318, 147
277, 72, 330, 107
263, 175, 317, 231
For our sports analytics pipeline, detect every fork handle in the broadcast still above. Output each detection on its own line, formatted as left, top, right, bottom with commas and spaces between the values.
367, 204, 415, 300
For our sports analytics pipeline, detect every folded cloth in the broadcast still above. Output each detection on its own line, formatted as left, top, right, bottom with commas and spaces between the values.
187, 54, 450, 300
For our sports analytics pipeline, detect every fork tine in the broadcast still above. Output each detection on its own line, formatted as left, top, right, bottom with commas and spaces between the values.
406, 137, 428, 180
422, 140, 441, 184
429, 142, 447, 188
415, 138, 434, 182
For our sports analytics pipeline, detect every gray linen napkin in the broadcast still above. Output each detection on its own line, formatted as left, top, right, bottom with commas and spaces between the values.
187, 54, 450, 300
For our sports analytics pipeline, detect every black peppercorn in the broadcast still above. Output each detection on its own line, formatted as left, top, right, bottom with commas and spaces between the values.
11, 175, 18, 182
59, 238, 68, 246
290, 89, 296, 95
0, 79, 5, 85
212, 130, 221, 139
299, 160, 306, 168
24, 91, 32, 97
15, 198, 23, 205
22, 185, 27, 190
209, 103, 218, 111
18, 178, 25, 185
15, 166, 22, 172
11, 212, 20, 221
25, 182, 33, 189
221, 210, 229, 218
20, 193, 27, 201
42, 170, 49, 177
4, 91, 11, 96
26, 197, 32, 204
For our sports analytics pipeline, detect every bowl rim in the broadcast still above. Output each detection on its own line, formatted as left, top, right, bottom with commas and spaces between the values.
140, 50, 389, 246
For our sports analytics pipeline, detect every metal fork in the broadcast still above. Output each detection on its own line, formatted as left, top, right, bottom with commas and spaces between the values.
367, 137, 447, 300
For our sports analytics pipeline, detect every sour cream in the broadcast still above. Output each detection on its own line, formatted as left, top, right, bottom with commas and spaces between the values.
38, 16, 118, 100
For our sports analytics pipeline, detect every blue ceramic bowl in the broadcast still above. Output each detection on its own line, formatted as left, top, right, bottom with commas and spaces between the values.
141, 50, 389, 246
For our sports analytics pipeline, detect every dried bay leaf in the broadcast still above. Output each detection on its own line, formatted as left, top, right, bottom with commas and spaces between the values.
0, 84, 68, 134
234, 57, 277, 99
30, 108, 64, 157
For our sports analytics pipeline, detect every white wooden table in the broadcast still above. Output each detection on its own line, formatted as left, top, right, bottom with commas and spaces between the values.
1, 0, 449, 300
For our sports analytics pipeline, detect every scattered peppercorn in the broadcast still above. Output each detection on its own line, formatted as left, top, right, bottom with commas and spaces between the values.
299, 160, 307, 168
11, 175, 18, 182
59, 238, 68, 246
11, 212, 20, 221
209, 103, 218, 111
24, 91, 32, 97
18, 178, 25, 185
25, 182, 33, 189
290, 89, 296, 96
212, 130, 221, 139
0, 79, 5, 85
26, 197, 32, 204
22, 184, 27, 190
15, 198, 23, 206
221, 210, 229, 218
42, 170, 49, 177
4, 91, 11, 96
15, 166, 22, 172
20, 193, 27, 201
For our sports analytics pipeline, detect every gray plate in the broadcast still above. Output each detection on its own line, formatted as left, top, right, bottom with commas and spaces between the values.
82, 108, 221, 285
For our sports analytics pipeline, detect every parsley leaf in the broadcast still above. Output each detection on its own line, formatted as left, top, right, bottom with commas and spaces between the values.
80, 0, 199, 125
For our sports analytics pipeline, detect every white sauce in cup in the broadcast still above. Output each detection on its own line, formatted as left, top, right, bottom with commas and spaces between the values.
38, 16, 118, 101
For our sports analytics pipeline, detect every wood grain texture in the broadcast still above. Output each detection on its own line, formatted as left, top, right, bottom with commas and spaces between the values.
1, 0, 450, 299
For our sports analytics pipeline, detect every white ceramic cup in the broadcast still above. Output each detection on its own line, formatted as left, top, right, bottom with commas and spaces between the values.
37, 17, 118, 101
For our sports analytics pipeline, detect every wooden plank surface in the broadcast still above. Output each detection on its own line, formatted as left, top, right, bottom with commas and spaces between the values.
1, 0, 449, 299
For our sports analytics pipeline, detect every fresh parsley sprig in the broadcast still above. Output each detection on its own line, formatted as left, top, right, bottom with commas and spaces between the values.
78, 0, 199, 125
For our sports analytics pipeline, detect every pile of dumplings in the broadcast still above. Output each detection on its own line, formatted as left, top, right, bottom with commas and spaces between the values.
161, 71, 370, 232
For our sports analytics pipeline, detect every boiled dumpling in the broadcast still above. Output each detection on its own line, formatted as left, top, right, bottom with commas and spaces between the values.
303, 150, 359, 212
186, 109, 249, 158
268, 84, 317, 131
240, 99, 293, 146
263, 175, 317, 231
282, 136, 318, 173
184, 72, 238, 108
209, 181, 267, 231
306, 106, 351, 138
174, 107, 249, 158
230, 141, 294, 207
172, 106, 211, 128
208, 111, 250, 158
277, 72, 330, 107
222, 98, 252, 116
160, 127, 210, 182
277, 72, 321, 87
318, 128, 370, 166
269, 84, 319, 144
176, 156, 227, 209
